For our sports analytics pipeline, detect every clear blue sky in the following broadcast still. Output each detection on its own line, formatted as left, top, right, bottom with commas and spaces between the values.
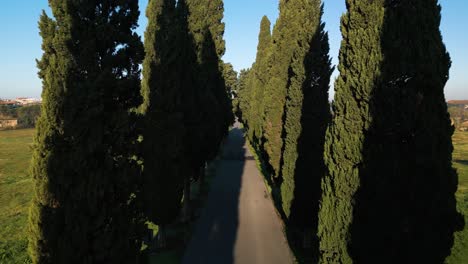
0, 1, 466, 100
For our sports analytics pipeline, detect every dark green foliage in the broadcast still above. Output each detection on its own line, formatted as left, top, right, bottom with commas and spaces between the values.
246, 16, 272, 148
201, 30, 233, 151
350, 1, 463, 262
186, 0, 234, 160
0, 105, 19, 118
140, 0, 233, 228
318, 1, 385, 261
186, 0, 226, 59
28, 1, 144, 263
235, 68, 252, 122
17, 105, 41, 128
280, 1, 332, 254
0, 104, 41, 128
140, 0, 186, 225
236, 5, 333, 259
236, 4, 333, 260
319, 0, 462, 263
223, 62, 238, 101
262, 0, 307, 179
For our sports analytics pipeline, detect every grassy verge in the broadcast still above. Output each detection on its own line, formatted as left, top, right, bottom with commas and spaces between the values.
447, 131, 468, 264
0, 129, 35, 264
0, 128, 222, 264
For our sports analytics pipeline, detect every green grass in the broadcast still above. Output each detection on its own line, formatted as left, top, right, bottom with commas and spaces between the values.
0, 128, 221, 263
0, 129, 34, 264
1, 128, 467, 263
447, 131, 468, 264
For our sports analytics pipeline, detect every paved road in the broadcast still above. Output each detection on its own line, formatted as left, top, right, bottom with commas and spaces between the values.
182, 122, 293, 264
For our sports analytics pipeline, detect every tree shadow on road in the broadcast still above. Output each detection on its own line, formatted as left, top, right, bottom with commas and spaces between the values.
181, 127, 245, 264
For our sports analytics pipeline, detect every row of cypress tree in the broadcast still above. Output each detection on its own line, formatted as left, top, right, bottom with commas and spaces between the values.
237, 0, 332, 255
237, 0, 463, 262
28, 0, 232, 263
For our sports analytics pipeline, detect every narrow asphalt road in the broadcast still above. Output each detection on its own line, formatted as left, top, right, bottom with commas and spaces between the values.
182, 122, 293, 264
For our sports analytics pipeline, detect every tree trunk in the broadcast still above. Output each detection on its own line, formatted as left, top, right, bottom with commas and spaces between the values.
198, 163, 206, 194
156, 225, 167, 249
181, 177, 191, 222
144, 228, 152, 247
302, 228, 312, 249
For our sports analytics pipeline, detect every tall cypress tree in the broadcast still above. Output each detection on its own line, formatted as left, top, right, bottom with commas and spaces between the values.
29, 1, 144, 263
186, 0, 226, 60
247, 16, 272, 148
319, 0, 462, 263
236, 68, 252, 122
318, 1, 385, 262
187, 0, 233, 153
349, 1, 463, 262
262, 0, 302, 179
223, 62, 238, 101
240, 68, 255, 132
140, 0, 187, 236
177, 0, 214, 222
280, 0, 332, 251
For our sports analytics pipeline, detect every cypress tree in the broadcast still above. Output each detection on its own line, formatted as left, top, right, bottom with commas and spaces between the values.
280, 0, 332, 251
247, 16, 272, 148
319, 0, 462, 263
177, 0, 211, 223
240, 69, 255, 132
29, 1, 144, 263
223, 62, 238, 101
318, 1, 385, 262
140, 0, 187, 237
186, 0, 226, 60
349, 1, 463, 262
236, 68, 252, 122
186, 0, 234, 152
262, 0, 303, 179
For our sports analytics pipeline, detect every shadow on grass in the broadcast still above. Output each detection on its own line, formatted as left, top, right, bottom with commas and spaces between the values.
454, 160, 468, 166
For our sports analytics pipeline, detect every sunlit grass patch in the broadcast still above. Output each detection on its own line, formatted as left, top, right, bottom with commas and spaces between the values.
0, 129, 35, 263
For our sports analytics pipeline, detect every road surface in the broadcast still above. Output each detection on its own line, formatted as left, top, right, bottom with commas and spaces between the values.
182, 122, 293, 264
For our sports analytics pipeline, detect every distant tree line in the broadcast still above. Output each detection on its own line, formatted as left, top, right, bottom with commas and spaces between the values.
28, 0, 232, 263
236, 0, 464, 263
0, 104, 41, 128
448, 103, 468, 128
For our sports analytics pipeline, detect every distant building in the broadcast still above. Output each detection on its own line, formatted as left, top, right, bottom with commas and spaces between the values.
448, 100, 468, 106
0, 119, 18, 129
14, 98, 42, 105
0, 100, 18, 106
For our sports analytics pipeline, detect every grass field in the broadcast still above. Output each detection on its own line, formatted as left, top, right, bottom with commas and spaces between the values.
0, 128, 218, 263
0, 128, 467, 263
0, 129, 34, 263
447, 131, 468, 264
